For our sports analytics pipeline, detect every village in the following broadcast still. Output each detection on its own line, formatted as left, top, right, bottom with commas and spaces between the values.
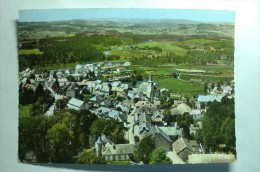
18, 60, 236, 164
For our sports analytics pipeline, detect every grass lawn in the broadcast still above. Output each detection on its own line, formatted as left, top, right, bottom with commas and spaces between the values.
153, 76, 204, 97
19, 49, 43, 55
19, 104, 32, 118
106, 160, 132, 165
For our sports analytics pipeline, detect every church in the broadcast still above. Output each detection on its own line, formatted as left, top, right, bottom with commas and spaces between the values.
138, 75, 160, 101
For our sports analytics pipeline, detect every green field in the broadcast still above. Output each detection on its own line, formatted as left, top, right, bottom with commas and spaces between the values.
153, 76, 204, 97
19, 105, 31, 118
138, 41, 187, 56
173, 64, 234, 75
19, 49, 43, 55
179, 74, 233, 83
158, 63, 234, 75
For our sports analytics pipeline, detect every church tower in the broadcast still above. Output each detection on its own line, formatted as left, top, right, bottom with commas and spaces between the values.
148, 75, 154, 102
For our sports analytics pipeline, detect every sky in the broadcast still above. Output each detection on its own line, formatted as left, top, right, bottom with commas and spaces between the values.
19, 8, 235, 23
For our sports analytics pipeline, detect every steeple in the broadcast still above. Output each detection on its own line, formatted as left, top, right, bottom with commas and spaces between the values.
148, 75, 154, 102
148, 75, 153, 83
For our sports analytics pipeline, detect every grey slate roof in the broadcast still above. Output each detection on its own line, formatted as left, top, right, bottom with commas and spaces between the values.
67, 98, 84, 110
172, 137, 194, 154
147, 125, 172, 143
102, 144, 136, 155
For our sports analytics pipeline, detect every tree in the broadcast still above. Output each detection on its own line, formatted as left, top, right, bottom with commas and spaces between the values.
76, 149, 104, 164
176, 112, 194, 139
173, 72, 179, 78
220, 117, 236, 153
204, 82, 208, 93
46, 123, 74, 163
149, 148, 172, 164
134, 136, 140, 144
111, 127, 127, 144
200, 97, 235, 153
194, 128, 203, 144
32, 82, 45, 102
133, 136, 155, 164
89, 118, 126, 146
19, 115, 55, 162
163, 108, 173, 124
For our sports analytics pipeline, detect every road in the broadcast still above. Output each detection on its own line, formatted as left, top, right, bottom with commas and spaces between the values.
125, 107, 139, 144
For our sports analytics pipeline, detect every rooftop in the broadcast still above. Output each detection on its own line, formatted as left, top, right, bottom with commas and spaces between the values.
172, 137, 194, 154
102, 144, 136, 155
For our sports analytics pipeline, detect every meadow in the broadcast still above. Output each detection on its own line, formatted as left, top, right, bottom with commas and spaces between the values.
19, 48, 43, 55
153, 76, 204, 97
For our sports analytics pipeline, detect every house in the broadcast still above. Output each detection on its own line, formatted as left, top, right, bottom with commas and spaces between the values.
158, 123, 182, 142
75, 64, 83, 71
115, 102, 130, 115
135, 101, 158, 114
151, 110, 164, 125
170, 108, 182, 116
147, 125, 173, 151
84, 64, 94, 72
67, 98, 85, 111
196, 94, 224, 109
172, 137, 194, 162
71, 71, 81, 81
100, 99, 112, 108
89, 94, 104, 107
190, 109, 202, 120
116, 67, 128, 73
45, 103, 55, 116
66, 85, 77, 98
176, 103, 192, 114
94, 134, 114, 156
94, 134, 136, 161
98, 107, 125, 122
221, 85, 233, 95
58, 77, 68, 87
123, 61, 131, 67
102, 144, 136, 161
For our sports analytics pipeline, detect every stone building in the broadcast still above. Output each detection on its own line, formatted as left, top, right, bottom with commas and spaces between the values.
172, 137, 194, 162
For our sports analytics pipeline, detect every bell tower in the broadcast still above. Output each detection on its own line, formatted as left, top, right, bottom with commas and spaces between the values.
148, 75, 154, 102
